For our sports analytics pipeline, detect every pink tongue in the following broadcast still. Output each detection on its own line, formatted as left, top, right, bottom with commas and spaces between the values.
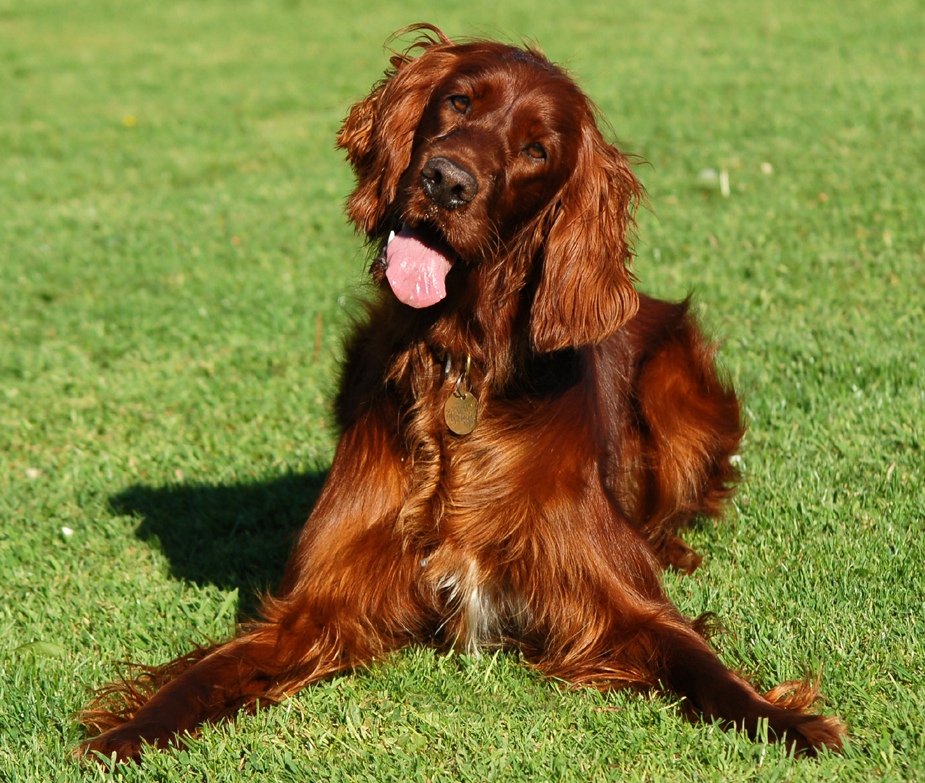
385, 227, 453, 308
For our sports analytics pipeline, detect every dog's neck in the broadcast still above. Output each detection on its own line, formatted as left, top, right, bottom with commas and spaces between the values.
421, 263, 536, 391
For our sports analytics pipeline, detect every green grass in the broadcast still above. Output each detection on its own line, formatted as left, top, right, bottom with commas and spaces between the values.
1, 0, 923, 780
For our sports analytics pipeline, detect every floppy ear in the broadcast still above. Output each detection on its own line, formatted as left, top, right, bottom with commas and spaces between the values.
530, 127, 642, 352
337, 28, 456, 235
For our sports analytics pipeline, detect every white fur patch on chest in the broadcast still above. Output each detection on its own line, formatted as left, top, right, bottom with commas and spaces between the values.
433, 555, 503, 654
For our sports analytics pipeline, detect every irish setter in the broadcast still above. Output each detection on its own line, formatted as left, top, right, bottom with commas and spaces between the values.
79, 25, 844, 762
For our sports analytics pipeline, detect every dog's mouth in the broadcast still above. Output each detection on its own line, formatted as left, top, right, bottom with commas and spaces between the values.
383, 222, 456, 309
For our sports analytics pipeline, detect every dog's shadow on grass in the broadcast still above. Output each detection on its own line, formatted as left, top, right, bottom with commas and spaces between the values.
110, 470, 327, 616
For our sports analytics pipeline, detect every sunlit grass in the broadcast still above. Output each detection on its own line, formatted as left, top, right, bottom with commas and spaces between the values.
1, 0, 923, 780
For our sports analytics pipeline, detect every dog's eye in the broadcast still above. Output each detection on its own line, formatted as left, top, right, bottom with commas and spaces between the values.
524, 142, 547, 161
448, 94, 471, 114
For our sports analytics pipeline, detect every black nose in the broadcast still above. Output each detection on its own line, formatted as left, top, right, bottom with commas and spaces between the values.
420, 157, 479, 209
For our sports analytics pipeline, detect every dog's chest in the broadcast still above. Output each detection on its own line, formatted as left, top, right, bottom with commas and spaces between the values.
387, 365, 598, 652
413, 407, 593, 652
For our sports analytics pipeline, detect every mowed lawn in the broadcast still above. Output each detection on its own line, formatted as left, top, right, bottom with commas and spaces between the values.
1, 0, 923, 780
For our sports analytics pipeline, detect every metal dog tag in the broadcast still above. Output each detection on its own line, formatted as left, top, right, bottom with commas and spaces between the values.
444, 389, 479, 435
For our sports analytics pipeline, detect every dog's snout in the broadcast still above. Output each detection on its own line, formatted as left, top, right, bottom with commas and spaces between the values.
421, 156, 479, 210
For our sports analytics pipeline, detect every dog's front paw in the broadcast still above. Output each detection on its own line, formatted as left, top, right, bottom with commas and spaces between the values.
77, 721, 176, 765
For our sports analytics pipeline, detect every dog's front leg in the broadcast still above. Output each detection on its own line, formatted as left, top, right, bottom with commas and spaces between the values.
510, 490, 844, 755
80, 414, 431, 762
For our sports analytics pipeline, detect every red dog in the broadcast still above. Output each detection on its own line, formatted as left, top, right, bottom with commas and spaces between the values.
80, 25, 844, 761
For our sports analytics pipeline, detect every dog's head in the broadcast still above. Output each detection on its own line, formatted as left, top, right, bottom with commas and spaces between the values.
338, 25, 641, 351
